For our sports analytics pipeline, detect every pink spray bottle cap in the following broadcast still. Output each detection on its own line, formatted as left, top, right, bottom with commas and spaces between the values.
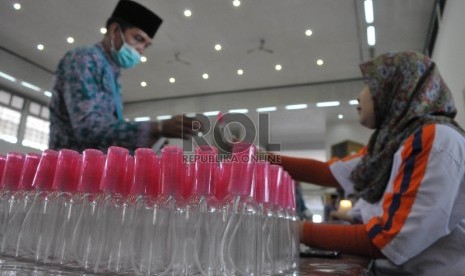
289, 180, 296, 211
182, 161, 194, 200
77, 149, 104, 194
160, 146, 185, 196
32, 150, 59, 191
100, 146, 129, 195
123, 155, 134, 197
269, 164, 283, 206
1, 152, 25, 191
52, 149, 80, 192
278, 171, 290, 209
193, 145, 218, 196
132, 148, 158, 196
215, 160, 231, 201
18, 153, 41, 191
253, 161, 270, 204
0, 155, 6, 185
228, 143, 256, 196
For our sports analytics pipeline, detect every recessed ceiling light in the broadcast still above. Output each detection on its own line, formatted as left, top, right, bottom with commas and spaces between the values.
349, 99, 358, 105
140, 56, 147, 62
21, 81, 41, 92
202, 73, 209, 79
233, 0, 241, 7
37, 44, 44, 51
256, 106, 277, 112
316, 59, 324, 66
134, 116, 150, 122
0, 71, 17, 82
157, 115, 172, 120
237, 69, 244, 75
316, 101, 340, 107
214, 44, 222, 51
67, 37, 75, 44
305, 29, 313, 36
285, 104, 307, 110
140, 81, 147, 87
367, 26, 376, 46
100, 27, 107, 34
44, 91, 52, 97
184, 9, 192, 17
275, 64, 282, 71
338, 114, 344, 119
169, 77, 176, 83
13, 3, 21, 10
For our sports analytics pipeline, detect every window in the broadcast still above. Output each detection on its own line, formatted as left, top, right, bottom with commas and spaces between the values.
22, 115, 49, 150
0, 106, 21, 144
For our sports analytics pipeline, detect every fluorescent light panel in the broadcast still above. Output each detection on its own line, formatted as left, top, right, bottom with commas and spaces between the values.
256, 106, 277, 112
134, 116, 150, 122
204, 111, 220, 116
20, 81, 41, 92
0, 71, 16, 82
285, 104, 307, 110
228, 109, 248, 114
44, 91, 52, 97
364, 0, 374, 23
349, 100, 358, 105
316, 101, 340, 107
367, 26, 376, 46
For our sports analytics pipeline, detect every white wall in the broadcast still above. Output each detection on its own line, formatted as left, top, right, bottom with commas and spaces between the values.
432, 0, 465, 127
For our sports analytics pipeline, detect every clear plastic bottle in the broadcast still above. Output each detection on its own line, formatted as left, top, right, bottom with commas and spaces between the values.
68, 149, 105, 270
220, 143, 261, 275
93, 146, 132, 274
1, 153, 40, 256
16, 149, 59, 261
269, 164, 284, 274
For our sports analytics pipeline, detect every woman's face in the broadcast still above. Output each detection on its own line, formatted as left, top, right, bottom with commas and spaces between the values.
357, 86, 376, 129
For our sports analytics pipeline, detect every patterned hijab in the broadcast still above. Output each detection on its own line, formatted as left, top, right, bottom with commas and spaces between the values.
351, 51, 463, 203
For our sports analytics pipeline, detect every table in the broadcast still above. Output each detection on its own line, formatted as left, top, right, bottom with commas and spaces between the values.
298, 254, 370, 275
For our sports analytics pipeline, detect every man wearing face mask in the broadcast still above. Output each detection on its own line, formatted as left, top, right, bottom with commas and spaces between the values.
49, 0, 195, 152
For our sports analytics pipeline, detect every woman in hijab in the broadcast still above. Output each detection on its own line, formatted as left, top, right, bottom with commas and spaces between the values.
270, 51, 465, 275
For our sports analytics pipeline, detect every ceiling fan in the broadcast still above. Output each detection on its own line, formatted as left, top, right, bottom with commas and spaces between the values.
166, 52, 191, 65
247, 39, 274, 54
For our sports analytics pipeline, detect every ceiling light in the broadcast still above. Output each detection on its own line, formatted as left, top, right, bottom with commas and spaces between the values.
140, 81, 147, 87
100, 27, 107, 34
275, 64, 282, 71
204, 111, 220, 116
37, 44, 44, 51
367, 26, 376, 46
0, 71, 16, 82
13, 3, 21, 10
134, 116, 150, 122
237, 69, 244, 75
140, 56, 147, 62
349, 99, 358, 105
184, 10, 192, 17
44, 91, 52, 97
67, 37, 75, 44
202, 73, 209, 79
157, 115, 172, 120
256, 106, 277, 112
316, 59, 324, 66
285, 104, 307, 110
169, 77, 176, 83
214, 44, 222, 51
233, 0, 241, 7
20, 81, 41, 92
364, 0, 374, 24
338, 114, 344, 119
305, 29, 313, 36
229, 109, 248, 114
316, 101, 340, 107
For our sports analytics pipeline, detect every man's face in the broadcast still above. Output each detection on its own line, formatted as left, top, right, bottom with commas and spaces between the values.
112, 24, 152, 55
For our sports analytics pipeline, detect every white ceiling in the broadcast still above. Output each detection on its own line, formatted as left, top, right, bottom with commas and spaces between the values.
0, 0, 436, 152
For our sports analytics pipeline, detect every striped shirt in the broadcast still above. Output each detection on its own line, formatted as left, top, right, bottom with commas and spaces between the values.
330, 124, 465, 275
